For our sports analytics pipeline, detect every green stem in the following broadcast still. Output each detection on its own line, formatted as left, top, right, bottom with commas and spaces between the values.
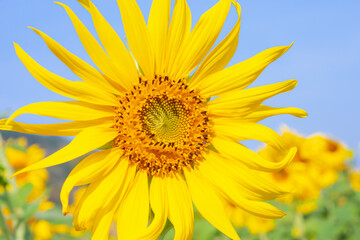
294, 211, 307, 240
259, 232, 269, 240
0, 208, 12, 240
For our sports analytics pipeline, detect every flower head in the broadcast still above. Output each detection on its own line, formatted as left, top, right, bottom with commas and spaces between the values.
1, 0, 306, 239
259, 127, 352, 211
4, 137, 47, 202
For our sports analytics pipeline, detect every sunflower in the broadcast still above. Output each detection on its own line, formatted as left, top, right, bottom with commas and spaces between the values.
1, 0, 306, 239
259, 127, 351, 213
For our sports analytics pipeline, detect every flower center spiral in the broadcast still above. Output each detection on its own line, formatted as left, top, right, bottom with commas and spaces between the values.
113, 75, 211, 176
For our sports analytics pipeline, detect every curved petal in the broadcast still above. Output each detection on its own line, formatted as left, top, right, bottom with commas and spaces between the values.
117, 170, 149, 239
73, 159, 133, 230
78, 0, 138, 89
198, 159, 286, 219
136, 176, 168, 240
14, 43, 118, 106
6, 101, 114, 124
204, 151, 288, 200
90, 164, 136, 239
0, 118, 109, 136
11, 124, 117, 178
30, 27, 121, 94
55, 2, 130, 91
208, 80, 298, 117
184, 169, 240, 240
148, 0, 170, 74
60, 148, 122, 214
236, 105, 308, 122
163, 0, 191, 76
214, 121, 286, 150
116, 0, 155, 79
191, 1, 241, 84
166, 176, 193, 240
193, 44, 293, 97
212, 136, 296, 172
171, 0, 231, 78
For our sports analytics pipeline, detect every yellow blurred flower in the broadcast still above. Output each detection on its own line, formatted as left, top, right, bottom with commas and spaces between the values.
4, 137, 47, 202
259, 127, 352, 213
350, 170, 360, 191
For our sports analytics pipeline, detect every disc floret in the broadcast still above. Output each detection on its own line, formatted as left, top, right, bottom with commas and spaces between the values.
113, 75, 211, 176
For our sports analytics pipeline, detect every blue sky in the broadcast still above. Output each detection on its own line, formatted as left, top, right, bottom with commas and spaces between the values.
0, 0, 359, 156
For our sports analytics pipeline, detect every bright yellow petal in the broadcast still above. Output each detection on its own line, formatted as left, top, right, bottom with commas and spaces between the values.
193, 44, 293, 97
117, 171, 149, 239
208, 79, 297, 117
6, 101, 114, 124
11, 124, 117, 178
78, 0, 138, 89
0, 118, 108, 136
204, 151, 288, 201
30, 27, 121, 94
135, 176, 167, 240
90, 164, 136, 239
171, 0, 231, 78
60, 148, 121, 214
212, 136, 296, 172
163, 0, 191, 76
214, 122, 286, 150
55, 2, 130, 91
191, 1, 241, 84
14, 43, 118, 106
73, 159, 133, 230
148, 0, 170, 74
240, 105, 308, 122
198, 159, 286, 219
116, 0, 155, 79
184, 169, 240, 240
165, 176, 193, 240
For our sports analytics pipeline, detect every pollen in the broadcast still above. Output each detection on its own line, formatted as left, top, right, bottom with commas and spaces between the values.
113, 75, 212, 176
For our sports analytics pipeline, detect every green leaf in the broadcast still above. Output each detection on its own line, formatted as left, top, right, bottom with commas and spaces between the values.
21, 200, 41, 221
10, 183, 33, 208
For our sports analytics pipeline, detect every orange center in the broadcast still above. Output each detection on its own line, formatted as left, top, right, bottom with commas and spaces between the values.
113, 75, 212, 176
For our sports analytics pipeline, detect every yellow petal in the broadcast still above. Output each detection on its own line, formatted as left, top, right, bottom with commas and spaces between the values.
29, 27, 122, 94
90, 164, 136, 239
14, 43, 118, 106
166, 176, 193, 240
6, 101, 114, 124
55, 2, 130, 91
184, 169, 240, 240
11, 124, 117, 178
212, 136, 296, 172
60, 148, 122, 215
194, 44, 293, 97
198, 159, 286, 219
116, 0, 155, 79
191, 1, 241, 84
163, 0, 191, 76
78, 0, 138, 89
171, 0, 231, 79
0, 118, 108, 136
208, 79, 297, 117
239, 105, 308, 122
73, 159, 133, 230
214, 122, 286, 150
135, 176, 167, 240
148, 0, 170, 74
204, 151, 288, 201
117, 171, 149, 239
